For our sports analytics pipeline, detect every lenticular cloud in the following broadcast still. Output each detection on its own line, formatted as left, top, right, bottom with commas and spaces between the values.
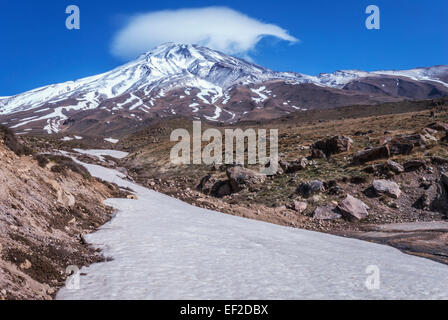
111, 7, 298, 59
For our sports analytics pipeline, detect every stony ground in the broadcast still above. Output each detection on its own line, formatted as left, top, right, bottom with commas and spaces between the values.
0, 131, 129, 300
107, 98, 448, 264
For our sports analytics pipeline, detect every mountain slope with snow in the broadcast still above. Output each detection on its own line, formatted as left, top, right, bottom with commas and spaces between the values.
57, 158, 448, 300
0, 43, 447, 135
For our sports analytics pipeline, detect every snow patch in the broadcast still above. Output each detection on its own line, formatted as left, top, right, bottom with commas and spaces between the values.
104, 138, 119, 144
56, 160, 448, 300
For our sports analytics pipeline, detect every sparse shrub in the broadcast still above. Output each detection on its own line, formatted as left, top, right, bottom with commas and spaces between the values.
0, 125, 33, 156
34, 154, 50, 168
33, 153, 91, 179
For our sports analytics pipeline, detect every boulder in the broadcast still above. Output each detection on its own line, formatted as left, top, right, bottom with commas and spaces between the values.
280, 158, 307, 173
311, 136, 352, 157
265, 160, 284, 176
312, 205, 341, 220
372, 179, 401, 199
384, 160, 404, 174
337, 194, 369, 221
197, 174, 217, 194
296, 180, 325, 198
211, 180, 232, 198
385, 133, 433, 156
403, 160, 426, 172
423, 133, 438, 144
386, 140, 414, 156
292, 201, 308, 214
278, 159, 290, 171
353, 146, 390, 164
413, 193, 431, 210
423, 127, 438, 135
226, 166, 266, 192
392, 134, 427, 147
428, 122, 448, 132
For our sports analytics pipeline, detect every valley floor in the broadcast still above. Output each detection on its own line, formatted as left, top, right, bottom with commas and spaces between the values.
57, 160, 448, 300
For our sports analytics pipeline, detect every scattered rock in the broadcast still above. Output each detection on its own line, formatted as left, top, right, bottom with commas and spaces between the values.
387, 201, 400, 209
353, 146, 390, 164
329, 186, 345, 196
20, 259, 32, 270
372, 179, 401, 199
264, 160, 284, 176
296, 180, 325, 198
423, 127, 438, 135
226, 166, 266, 193
386, 139, 414, 156
384, 160, 404, 174
279, 158, 307, 173
291, 201, 307, 214
197, 174, 217, 194
311, 136, 352, 158
423, 133, 438, 144
413, 193, 431, 210
428, 122, 448, 132
403, 160, 426, 172
126, 194, 138, 200
308, 195, 322, 204
211, 180, 232, 198
312, 205, 341, 220
337, 194, 369, 221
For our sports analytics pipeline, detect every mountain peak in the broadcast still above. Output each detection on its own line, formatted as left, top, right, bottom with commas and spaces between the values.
0, 43, 447, 135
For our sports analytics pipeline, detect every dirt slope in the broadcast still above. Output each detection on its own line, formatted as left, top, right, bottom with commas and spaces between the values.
0, 137, 125, 300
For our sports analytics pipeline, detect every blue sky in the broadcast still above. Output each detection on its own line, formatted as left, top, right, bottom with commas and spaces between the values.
0, 0, 447, 96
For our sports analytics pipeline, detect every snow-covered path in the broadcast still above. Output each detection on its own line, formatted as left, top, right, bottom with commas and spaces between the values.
57, 162, 448, 300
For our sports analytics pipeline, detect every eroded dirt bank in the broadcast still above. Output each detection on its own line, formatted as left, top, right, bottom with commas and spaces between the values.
0, 130, 127, 300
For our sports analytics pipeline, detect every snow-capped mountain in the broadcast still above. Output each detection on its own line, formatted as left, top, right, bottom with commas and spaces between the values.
0, 43, 447, 135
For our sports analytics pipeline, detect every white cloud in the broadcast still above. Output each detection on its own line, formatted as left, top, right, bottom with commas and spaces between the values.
111, 7, 298, 59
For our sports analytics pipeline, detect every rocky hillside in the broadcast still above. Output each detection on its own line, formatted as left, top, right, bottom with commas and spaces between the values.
0, 128, 127, 300
111, 98, 448, 264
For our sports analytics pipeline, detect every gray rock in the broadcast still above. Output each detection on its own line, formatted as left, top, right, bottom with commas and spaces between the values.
337, 194, 369, 221
353, 146, 390, 164
292, 201, 307, 214
373, 179, 402, 199
312, 205, 341, 220
385, 160, 404, 174
226, 166, 266, 192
